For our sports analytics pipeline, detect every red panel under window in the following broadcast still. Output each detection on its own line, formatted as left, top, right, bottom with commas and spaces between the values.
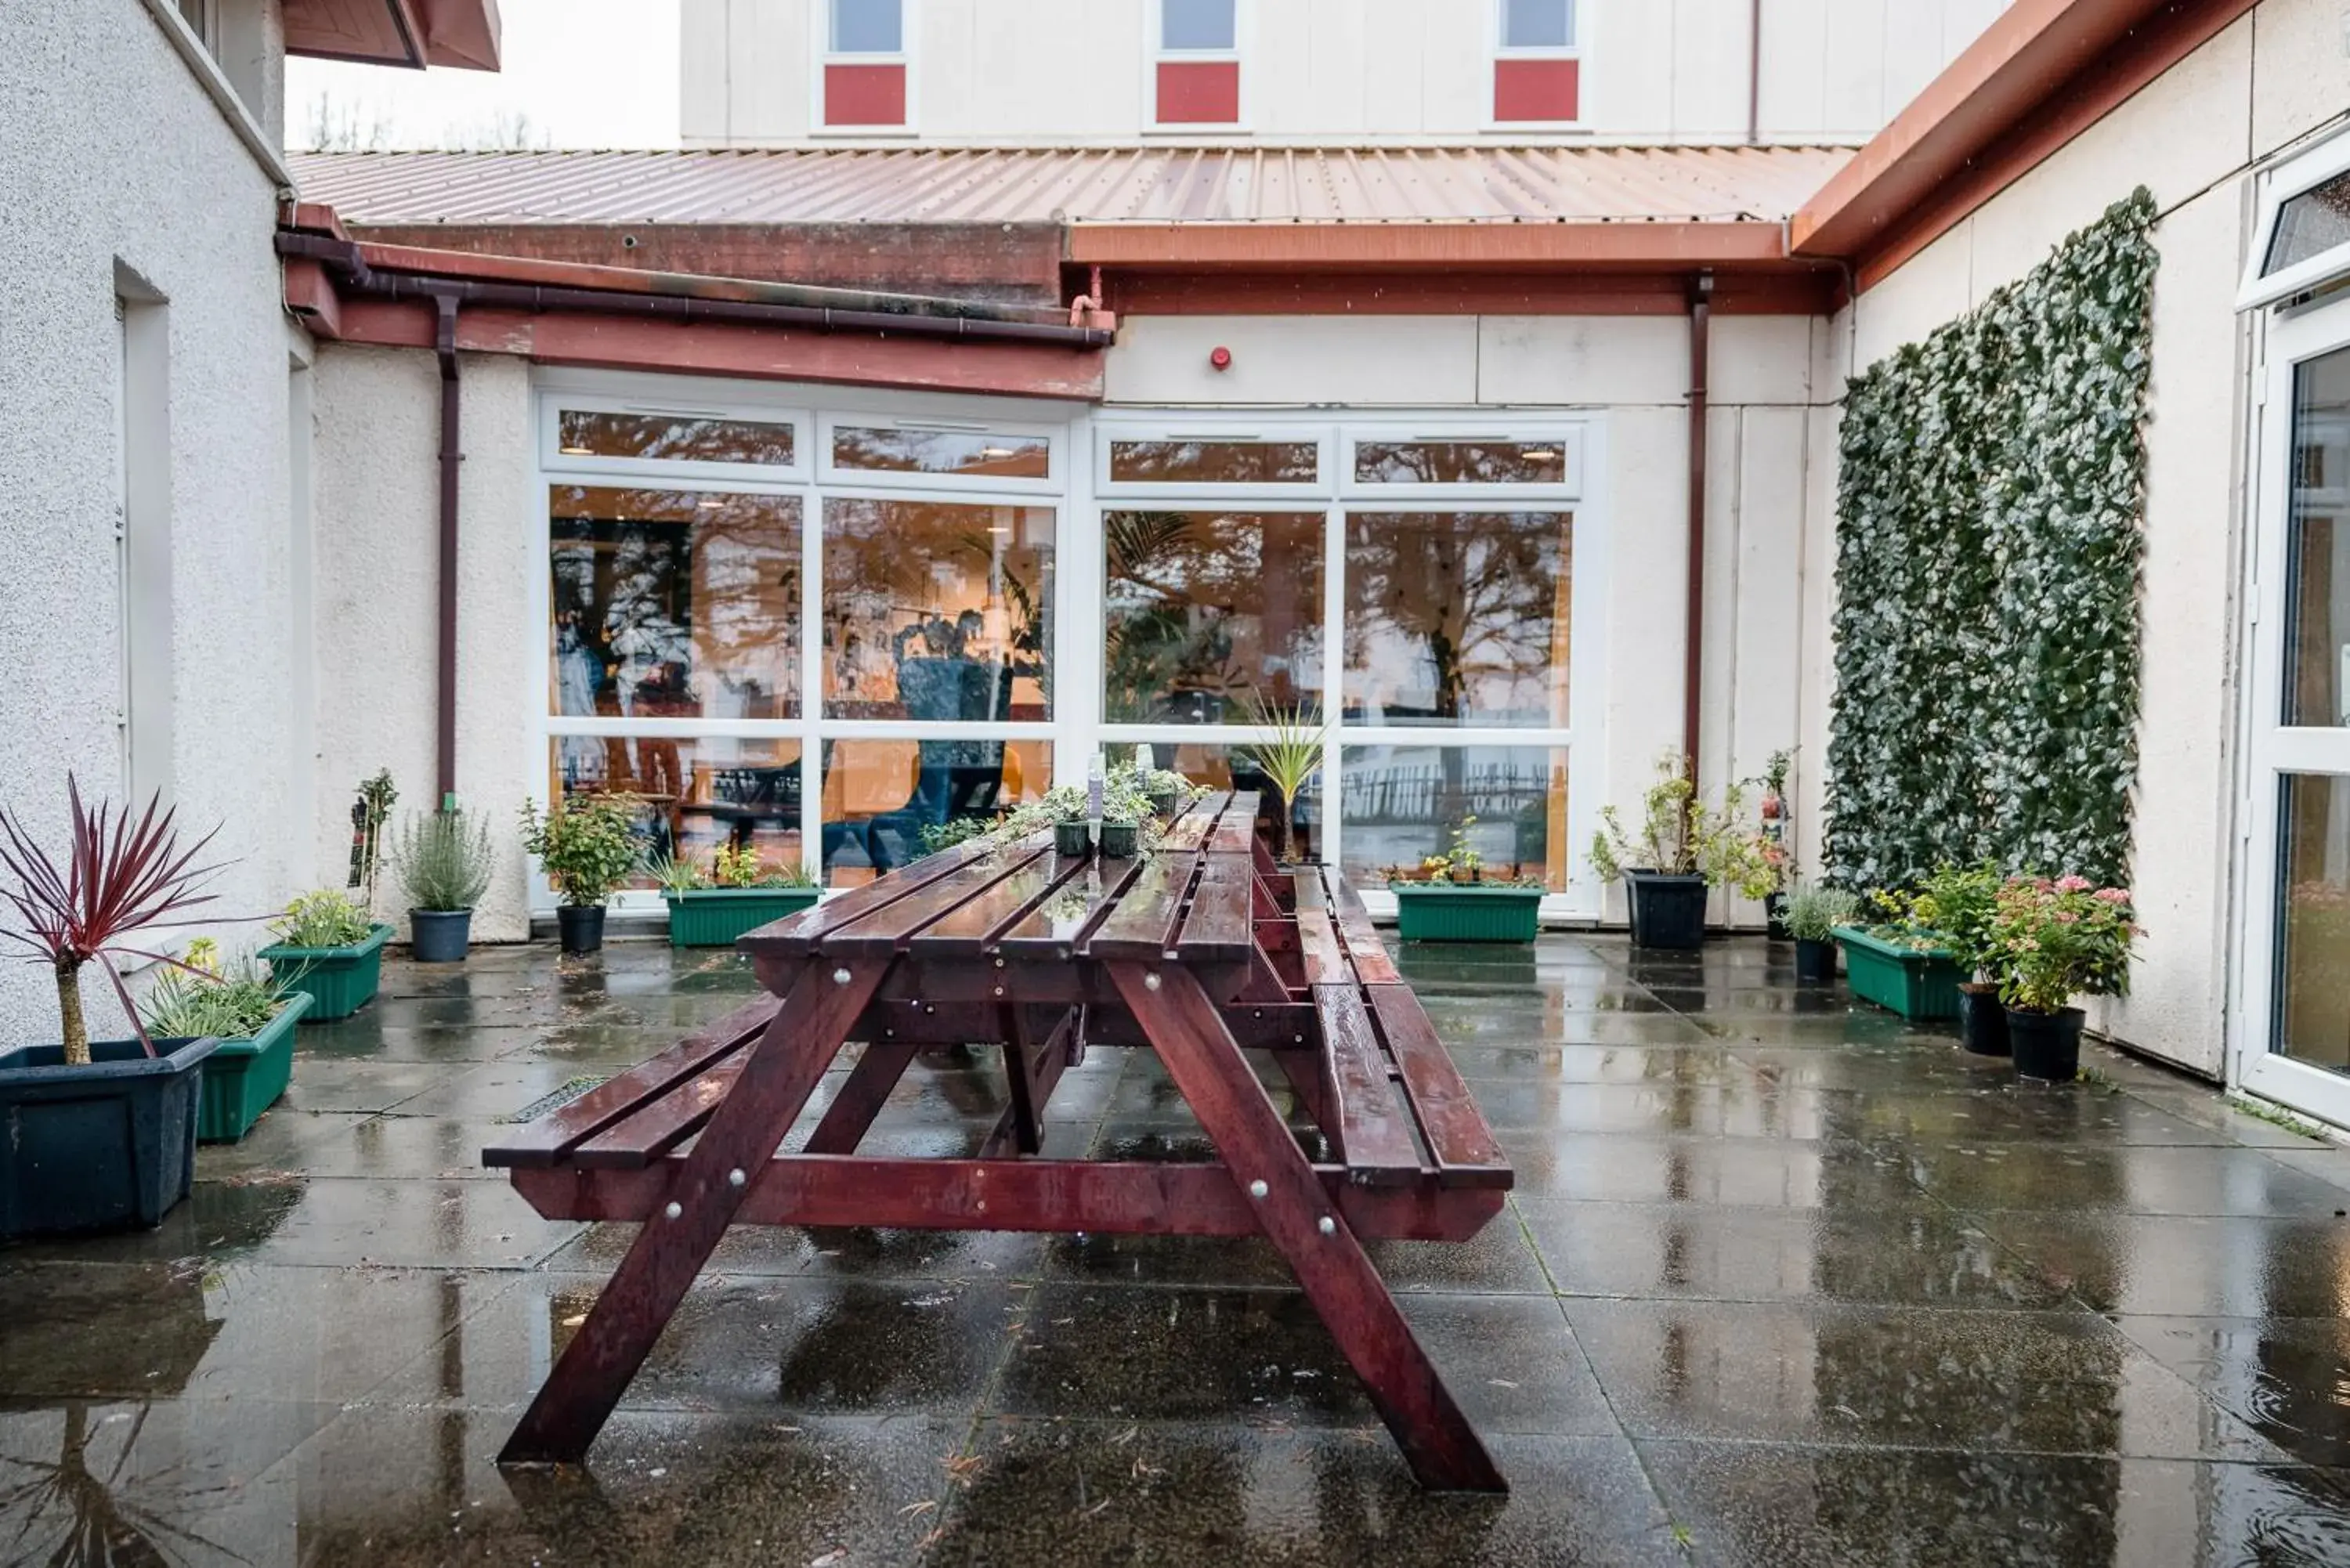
1156, 60, 1240, 125
824, 63, 906, 127
1494, 58, 1579, 122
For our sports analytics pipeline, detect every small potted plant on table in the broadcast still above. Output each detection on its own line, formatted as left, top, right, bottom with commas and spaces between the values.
657, 844, 821, 948
520, 793, 642, 956
1782, 883, 1859, 984
143, 941, 312, 1142
1392, 817, 1546, 944
390, 808, 496, 963
1589, 750, 1773, 950
1236, 697, 1326, 865
1990, 875, 2138, 1082
258, 887, 393, 1021
0, 779, 229, 1238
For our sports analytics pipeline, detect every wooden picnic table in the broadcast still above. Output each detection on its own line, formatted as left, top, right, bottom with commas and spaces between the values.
483, 790, 1513, 1491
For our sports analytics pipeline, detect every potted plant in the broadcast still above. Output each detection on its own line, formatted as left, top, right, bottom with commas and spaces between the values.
0, 779, 228, 1238
1831, 893, 1968, 1021
1391, 816, 1546, 943
389, 808, 495, 963
519, 793, 642, 955
1753, 750, 1795, 938
1236, 696, 1325, 865
1989, 874, 2138, 1081
1589, 750, 1774, 950
1910, 862, 2009, 1055
258, 887, 393, 1021
143, 941, 312, 1142
656, 844, 822, 948
1782, 883, 1859, 984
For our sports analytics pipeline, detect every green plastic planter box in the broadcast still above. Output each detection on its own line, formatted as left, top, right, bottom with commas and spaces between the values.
1392, 882, 1545, 943
196, 991, 313, 1142
259, 922, 393, 1021
665, 887, 822, 948
1832, 925, 1965, 1020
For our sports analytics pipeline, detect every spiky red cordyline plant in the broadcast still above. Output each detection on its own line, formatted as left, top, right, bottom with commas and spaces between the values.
0, 777, 230, 1064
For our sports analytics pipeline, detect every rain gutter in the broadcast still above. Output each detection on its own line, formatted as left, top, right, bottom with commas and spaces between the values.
1684, 272, 1714, 783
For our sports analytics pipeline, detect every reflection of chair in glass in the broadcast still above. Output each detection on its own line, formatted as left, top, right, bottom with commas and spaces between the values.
679, 763, 802, 851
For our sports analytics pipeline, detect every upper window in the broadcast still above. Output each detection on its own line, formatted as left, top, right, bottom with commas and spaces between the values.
2243, 131, 2350, 311
1154, 0, 1241, 128
822, 0, 908, 130
1493, 0, 1579, 125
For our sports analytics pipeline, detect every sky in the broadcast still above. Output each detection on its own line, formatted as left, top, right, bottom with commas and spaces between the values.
284, 0, 680, 150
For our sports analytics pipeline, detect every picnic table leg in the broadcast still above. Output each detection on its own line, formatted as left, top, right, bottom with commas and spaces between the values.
499, 957, 888, 1465
1108, 962, 1506, 1493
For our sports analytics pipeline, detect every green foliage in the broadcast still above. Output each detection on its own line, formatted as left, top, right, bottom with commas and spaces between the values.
143, 957, 288, 1041
519, 795, 643, 908
389, 809, 495, 912
707, 844, 815, 888
1783, 883, 1860, 942
648, 851, 703, 894
919, 817, 999, 855
1989, 874, 2139, 1013
1904, 861, 2006, 977
1590, 751, 1777, 898
1828, 189, 2156, 891
270, 889, 375, 949
1235, 697, 1325, 810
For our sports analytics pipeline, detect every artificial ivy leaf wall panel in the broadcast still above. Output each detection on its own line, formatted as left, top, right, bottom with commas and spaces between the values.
1827, 188, 2156, 891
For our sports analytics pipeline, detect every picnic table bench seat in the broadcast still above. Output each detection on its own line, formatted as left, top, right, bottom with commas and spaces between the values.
485, 791, 1514, 1492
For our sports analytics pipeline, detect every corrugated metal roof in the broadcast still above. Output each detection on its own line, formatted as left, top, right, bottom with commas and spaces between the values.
289, 145, 1849, 229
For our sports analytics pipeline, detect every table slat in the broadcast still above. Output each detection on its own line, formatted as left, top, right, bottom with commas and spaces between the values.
1206, 795, 1257, 856
1173, 854, 1256, 964
1313, 983, 1421, 1186
994, 854, 1151, 960
737, 834, 1025, 959
1296, 906, 1348, 987
908, 850, 1094, 957
1365, 984, 1512, 1190
573, 1057, 743, 1169
1328, 873, 1401, 984
819, 843, 1051, 956
1153, 792, 1227, 854
1085, 852, 1198, 960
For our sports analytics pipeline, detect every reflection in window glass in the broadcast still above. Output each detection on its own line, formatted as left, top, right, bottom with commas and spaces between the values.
556, 411, 796, 468
1108, 741, 1321, 863
1162, 0, 1236, 49
822, 500, 1054, 721
1501, 0, 1574, 48
831, 426, 1050, 479
2277, 772, 2350, 1074
1354, 440, 1568, 485
1344, 511, 1571, 728
2265, 171, 2350, 279
549, 737, 803, 890
2285, 346, 2350, 728
822, 738, 1050, 885
1103, 510, 1324, 724
1340, 744, 1567, 892
1108, 440, 1318, 486
830, 0, 901, 52
548, 487, 800, 722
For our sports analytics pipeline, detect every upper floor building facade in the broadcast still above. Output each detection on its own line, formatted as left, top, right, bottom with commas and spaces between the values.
681, 0, 2012, 148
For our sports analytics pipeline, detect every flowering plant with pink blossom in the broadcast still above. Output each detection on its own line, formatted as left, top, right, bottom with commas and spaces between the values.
1987, 873, 2138, 1013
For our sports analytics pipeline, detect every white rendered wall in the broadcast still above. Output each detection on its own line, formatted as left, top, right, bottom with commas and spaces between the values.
0, 0, 305, 1046
681, 0, 2006, 146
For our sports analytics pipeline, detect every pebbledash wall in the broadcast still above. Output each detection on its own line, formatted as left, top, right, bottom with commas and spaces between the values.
0, 0, 313, 1042
1802, 0, 2350, 1078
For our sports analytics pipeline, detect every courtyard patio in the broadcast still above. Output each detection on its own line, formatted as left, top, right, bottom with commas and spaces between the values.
5, 934, 2350, 1566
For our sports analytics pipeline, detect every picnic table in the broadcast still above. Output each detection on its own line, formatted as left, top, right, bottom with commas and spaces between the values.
483, 790, 1513, 1491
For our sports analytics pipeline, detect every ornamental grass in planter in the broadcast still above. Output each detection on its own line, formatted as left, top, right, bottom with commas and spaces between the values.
520, 793, 642, 956
390, 807, 495, 963
142, 946, 312, 1141
1589, 750, 1777, 951
1391, 817, 1546, 943
258, 889, 392, 1021
0, 778, 231, 1238
1782, 883, 1859, 985
1987, 874, 2138, 1082
654, 844, 820, 948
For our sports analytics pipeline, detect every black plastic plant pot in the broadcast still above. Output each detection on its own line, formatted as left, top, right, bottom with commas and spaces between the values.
2007, 1006, 2084, 1082
1054, 821, 1091, 858
1099, 821, 1141, 858
1764, 892, 1792, 941
1147, 788, 1180, 821
409, 909, 473, 963
1792, 937, 1838, 984
1958, 983, 2012, 1057
557, 904, 607, 956
0, 1035, 219, 1240
1625, 870, 1708, 950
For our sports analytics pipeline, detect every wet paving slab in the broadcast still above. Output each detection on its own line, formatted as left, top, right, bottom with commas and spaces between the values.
6, 933, 2350, 1565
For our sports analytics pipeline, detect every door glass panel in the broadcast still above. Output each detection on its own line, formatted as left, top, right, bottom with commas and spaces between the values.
831, 426, 1050, 479
1343, 511, 1571, 727
1354, 440, 1568, 486
548, 737, 802, 887
1340, 744, 1569, 892
1108, 740, 1321, 863
822, 500, 1055, 721
1102, 509, 1325, 723
2286, 347, 2350, 726
556, 411, 795, 468
1108, 439, 1319, 486
2276, 772, 2350, 1074
548, 486, 801, 721
822, 738, 1050, 885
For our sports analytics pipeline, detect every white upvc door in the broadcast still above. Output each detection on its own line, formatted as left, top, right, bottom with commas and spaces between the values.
2237, 297, 2350, 1127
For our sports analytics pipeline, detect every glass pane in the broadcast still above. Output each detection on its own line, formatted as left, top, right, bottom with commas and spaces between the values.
2276, 772, 2350, 1075
1501, 0, 1573, 49
830, 0, 901, 52
1108, 439, 1319, 486
831, 425, 1050, 479
555, 410, 796, 468
1354, 440, 1569, 485
1162, 0, 1236, 49
2265, 171, 2350, 278
2284, 346, 2350, 727
1344, 511, 1571, 727
549, 486, 801, 721
822, 500, 1054, 720
1110, 740, 1321, 863
549, 737, 803, 890
1103, 509, 1325, 724
822, 738, 1050, 885
1340, 744, 1569, 892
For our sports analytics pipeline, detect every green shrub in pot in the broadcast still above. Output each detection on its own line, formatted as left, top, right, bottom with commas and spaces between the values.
260, 888, 394, 1021
519, 794, 643, 955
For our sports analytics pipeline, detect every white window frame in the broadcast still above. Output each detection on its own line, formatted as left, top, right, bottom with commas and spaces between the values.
812, 0, 916, 138
2240, 128, 2350, 313
1485, 0, 1585, 135
1338, 424, 1584, 503
1092, 417, 1331, 500
816, 411, 1065, 497
1145, 0, 1249, 135
543, 394, 813, 486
